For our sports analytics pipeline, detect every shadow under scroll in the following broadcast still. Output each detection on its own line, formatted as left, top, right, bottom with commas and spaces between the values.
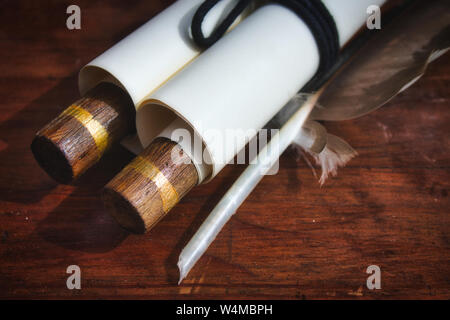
0, 73, 80, 205
33, 143, 136, 253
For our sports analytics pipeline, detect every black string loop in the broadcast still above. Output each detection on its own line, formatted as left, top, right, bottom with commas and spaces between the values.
191, 0, 340, 91
191, 0, 253, 49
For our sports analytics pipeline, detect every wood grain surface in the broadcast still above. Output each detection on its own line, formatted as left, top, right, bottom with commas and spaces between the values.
32, 82, 135, 184
0, 0, 448, 299
104, 137, 199, 234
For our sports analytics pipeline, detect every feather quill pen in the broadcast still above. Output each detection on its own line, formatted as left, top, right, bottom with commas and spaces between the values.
272, 0, 450, 185
178, 0, 450, 283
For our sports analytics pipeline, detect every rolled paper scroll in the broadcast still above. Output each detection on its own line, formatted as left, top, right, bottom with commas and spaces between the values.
104, 0, 385, 233
136, 0, 385, 181
32, 0, 245, 183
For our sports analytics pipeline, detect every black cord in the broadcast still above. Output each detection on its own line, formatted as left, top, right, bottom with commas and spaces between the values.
191, 0, 340, 91
191, 0, 253, 49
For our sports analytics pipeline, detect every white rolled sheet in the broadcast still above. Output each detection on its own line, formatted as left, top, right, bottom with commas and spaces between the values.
78, 0, 245, 105
137, 0, 385, 182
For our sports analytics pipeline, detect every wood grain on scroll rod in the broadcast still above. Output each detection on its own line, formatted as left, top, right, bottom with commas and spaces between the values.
31, 82, 135, 184
103, 137, 200, 234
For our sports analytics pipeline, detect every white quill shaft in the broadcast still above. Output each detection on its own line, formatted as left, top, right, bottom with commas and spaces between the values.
177, 91, 321, 283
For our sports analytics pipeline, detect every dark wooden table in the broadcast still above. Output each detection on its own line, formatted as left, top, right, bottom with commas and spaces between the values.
0, 0, 448, 299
